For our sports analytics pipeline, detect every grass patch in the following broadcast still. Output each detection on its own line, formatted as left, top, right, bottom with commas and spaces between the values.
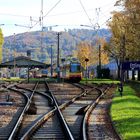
27, 77, 57, 83
81, 78, 119, 84
0, 77, 25, 82
111, 84, 140, 140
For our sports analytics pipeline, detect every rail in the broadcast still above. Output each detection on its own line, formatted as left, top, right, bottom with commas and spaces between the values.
45, 81, 75, 140
21, 107, 57, 140
15, 85, 54, 106
7, 82, 39, 140
82, 84, 112, 140
7, 88, 29, 140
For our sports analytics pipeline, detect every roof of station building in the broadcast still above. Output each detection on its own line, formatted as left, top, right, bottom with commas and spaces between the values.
0, 56, 50, 68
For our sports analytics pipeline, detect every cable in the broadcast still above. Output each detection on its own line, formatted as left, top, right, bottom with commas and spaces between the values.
27, 0, 63, 32
0, 13, 32, 18
78, 0, 94, 27
43, 0, 62, 18
46, 8, 94, 17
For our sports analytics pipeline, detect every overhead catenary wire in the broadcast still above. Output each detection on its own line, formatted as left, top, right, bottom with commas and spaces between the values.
78, 0, 94, 27
1, 0, 117, 37
0, 1, 114, 20
27, 0, 63, 32
43, 0, 63, 18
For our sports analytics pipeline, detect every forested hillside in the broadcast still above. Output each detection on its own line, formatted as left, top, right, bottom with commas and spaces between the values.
3, 28, 111, 63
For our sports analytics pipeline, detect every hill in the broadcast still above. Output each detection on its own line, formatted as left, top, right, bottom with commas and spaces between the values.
3, 28, 111, 63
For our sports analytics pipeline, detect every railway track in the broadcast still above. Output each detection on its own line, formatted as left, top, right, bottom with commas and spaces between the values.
82, 83, 121, 140
21, 82, 75, 140
0, 81, 120, 140
4, 81, 74, 139
10, 82, 54, 139
0, 83, 29, 139
48, 82, 103, 139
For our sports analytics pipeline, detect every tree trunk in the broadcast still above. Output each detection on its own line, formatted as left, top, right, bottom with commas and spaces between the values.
118, 65, 121, 79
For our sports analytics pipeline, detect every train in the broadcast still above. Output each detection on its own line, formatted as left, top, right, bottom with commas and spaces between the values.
33, 69, 48, 78
59, 58, 82, 82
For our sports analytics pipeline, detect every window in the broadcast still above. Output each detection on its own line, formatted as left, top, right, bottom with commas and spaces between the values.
70, 63, 81, 72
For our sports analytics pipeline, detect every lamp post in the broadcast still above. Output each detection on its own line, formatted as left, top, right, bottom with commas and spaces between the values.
85, 58, 89, 84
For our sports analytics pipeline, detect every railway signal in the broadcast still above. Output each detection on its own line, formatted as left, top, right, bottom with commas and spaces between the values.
85, 58, 89, 84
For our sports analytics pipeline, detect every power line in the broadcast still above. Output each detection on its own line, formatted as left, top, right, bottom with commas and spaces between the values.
46, 8, 94, 17
0, 13, 33, 18
43, 0, 63, 18
78, 0, 94, 27
27, 0, 63, 32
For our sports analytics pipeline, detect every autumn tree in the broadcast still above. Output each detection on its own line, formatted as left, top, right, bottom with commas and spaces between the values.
76, 39, 109, 69
125, 0, 140, 60
77, 41, 98, 69
100, 38, 109, 65
105, 12, 126, 78
105, 0, 140, 78
0, 28, 4, 63
108, 0, 140, 60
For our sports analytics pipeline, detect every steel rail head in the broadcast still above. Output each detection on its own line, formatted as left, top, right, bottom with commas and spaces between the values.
35, 91, 54, 105
20, 107, 57, 140
51, 93, 75, 140
16, 86, 54, 106
7, 88, 30, 140
45, 82, 75, 140
82, 84, 113, 140
8, 81, 39, 140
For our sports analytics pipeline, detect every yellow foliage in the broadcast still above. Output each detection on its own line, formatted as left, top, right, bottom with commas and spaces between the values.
0, 28, 4, 63
76, 40, 109, 69
77, 42, 98, 69
100, 38, 109, 65
108, 0, 140, 60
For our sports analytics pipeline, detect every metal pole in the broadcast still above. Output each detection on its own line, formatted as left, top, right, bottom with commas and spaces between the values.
14, 51, 16, 77
27, 66, 29, 83
61, 58, 65, 84
85, 58, 89, 84
98, 44, 101, 78
13, 33, 16, 77
99, 44, 101, 69
86, 61, 87, 84
57, 32, 61, 82
51, 45, 53, 77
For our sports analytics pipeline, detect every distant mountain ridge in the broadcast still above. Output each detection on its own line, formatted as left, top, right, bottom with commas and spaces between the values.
3, 28, 111, 63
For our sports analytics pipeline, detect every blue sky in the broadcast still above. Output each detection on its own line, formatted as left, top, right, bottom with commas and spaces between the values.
0, 0, 117, 36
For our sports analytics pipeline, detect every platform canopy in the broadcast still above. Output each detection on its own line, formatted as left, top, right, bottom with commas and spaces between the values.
0, 56, 50, 69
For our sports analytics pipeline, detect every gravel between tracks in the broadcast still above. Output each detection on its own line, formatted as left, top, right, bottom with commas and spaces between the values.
88, 86, 120, 140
